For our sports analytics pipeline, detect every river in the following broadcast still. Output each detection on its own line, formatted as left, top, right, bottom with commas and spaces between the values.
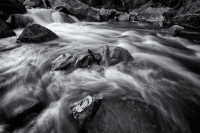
0, 9, 200, 133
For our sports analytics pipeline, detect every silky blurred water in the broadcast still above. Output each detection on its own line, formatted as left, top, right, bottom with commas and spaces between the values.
0, 9, 200, 133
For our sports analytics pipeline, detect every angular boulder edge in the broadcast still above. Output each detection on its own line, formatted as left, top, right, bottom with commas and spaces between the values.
17, 23, 59, 43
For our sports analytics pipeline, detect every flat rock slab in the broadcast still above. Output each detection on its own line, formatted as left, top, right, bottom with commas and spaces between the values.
0, 20, 16, 39
17, 23, 59, 43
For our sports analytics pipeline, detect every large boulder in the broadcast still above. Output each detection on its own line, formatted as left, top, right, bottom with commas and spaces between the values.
72, 97, 163, 133
0, 20, 16, 39
17, 23, 58, 43
0, 0, 26, 20
71, 96, 101, 128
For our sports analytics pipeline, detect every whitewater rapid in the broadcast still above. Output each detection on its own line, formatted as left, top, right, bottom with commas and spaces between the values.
0, 8, 200, 133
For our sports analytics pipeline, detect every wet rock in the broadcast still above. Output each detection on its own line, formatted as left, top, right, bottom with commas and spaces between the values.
102, 46, 133, 66
88, 49, 101, 65
51, 53, 73, 71
0, 20, 16, 39
71, 96, 101, 128
0, 0, 26, 19
7, 14, 33, 28
75, 55, 94, 68
167, 25, 184, 36
118, 13, 130, 22
17, 23, 58, 43
109, 47, 133, 65
78, 98, 162, 133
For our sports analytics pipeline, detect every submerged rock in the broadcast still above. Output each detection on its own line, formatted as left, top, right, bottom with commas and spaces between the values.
71, 96, 101, 128
51, 53, 73, 71
167, 25, 184, 36
0, 20, 16, 39
17, 23, 58, 43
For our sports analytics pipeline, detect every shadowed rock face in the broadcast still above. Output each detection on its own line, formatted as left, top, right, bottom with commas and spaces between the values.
17, 23, 59, 43
0, 0, 26, 19
72, 97, 163, 133
0, 20, 16, 39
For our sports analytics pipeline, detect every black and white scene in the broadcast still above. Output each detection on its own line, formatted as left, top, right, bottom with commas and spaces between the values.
0, 0, 200, 133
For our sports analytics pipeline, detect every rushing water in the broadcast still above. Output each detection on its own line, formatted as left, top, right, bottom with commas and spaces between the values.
0, 9, 200, 133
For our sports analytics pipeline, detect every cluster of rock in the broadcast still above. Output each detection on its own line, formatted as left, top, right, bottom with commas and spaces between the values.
51, 45, 134, 73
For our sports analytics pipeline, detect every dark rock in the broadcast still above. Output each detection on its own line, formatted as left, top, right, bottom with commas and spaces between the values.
102, 46, 133, 66
109, 47, 133, 65
7, 14, 33, 28
17, 23, 58, 43
0, 20, 16, 39
71, 96, 101, 128
167, 25, 184, 36
75, 55, 94, 68
0, 0, 26, 17
51, 53, 73, 71
162, 9, 177, 26
87, 9, 100, 21
0, 11, 9, 20
54, 5, 72, 15
118, 13, 130, 22
88, 49, 101, 65
77, 98, 162, 133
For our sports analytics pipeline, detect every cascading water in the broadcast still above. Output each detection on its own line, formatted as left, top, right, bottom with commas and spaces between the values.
0, 9, 200, 133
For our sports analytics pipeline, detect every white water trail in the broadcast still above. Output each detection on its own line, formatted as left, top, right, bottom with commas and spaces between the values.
0, 8, 200, 133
